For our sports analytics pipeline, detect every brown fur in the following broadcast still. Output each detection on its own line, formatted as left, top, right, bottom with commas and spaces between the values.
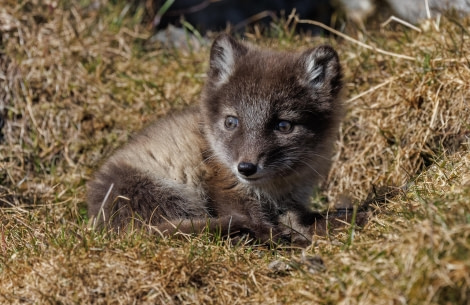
87, 34, 349, 246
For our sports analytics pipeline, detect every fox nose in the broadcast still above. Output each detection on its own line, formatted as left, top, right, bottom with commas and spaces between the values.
237, 162, 257, 177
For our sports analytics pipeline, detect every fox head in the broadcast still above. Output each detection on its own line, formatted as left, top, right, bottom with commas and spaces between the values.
200, 34, 343, 190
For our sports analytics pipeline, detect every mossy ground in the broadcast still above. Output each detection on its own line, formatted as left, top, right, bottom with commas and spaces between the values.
1, 1, 469, 304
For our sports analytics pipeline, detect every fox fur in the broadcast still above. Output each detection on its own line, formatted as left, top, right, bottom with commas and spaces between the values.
87, 34, 348, 246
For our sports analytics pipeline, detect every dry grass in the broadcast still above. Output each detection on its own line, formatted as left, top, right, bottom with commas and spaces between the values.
1, 1, 469, 304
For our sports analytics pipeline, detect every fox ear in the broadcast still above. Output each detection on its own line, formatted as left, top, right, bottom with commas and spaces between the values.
301, 45, 342, 96
209, 34, 248, 87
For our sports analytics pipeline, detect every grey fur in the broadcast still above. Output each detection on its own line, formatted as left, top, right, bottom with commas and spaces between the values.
87, 34, 343, 246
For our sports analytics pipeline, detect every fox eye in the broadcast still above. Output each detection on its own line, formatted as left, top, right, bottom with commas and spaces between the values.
224, 116, 239, 130
276, 120, 293, 133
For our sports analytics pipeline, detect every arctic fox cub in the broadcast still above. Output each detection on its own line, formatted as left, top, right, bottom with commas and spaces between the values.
87, 34, 343, 245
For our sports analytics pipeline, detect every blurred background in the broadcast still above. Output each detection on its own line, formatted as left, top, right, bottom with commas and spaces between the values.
134, 0, 470, 34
